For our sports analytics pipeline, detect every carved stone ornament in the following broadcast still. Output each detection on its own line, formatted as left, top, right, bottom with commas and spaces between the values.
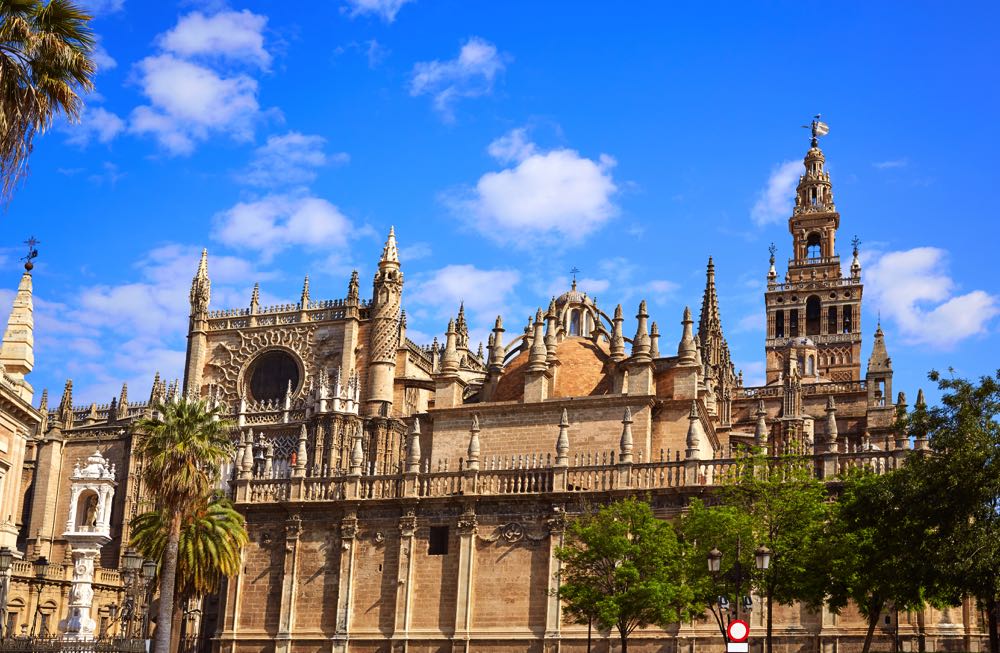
340, 516, 359, 540
208, 325, 317, 405
399, 510, 417, 537
373, 531, 385, 545
478, 521, 548, 547
456, 510, 478, 535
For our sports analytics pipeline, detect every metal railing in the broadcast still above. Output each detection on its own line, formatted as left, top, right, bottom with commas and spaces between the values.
0, 637, 146, 652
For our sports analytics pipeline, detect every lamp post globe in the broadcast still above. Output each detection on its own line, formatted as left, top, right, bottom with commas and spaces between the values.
142, 559, 157, 582
0, 547, 13, 573
123, 548, 143, 573
754, 545, 772, 571
31, 556, 48, 579
707, 547, 723, 574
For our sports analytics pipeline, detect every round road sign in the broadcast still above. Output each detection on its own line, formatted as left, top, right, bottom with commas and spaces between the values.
728, 619, 749, 642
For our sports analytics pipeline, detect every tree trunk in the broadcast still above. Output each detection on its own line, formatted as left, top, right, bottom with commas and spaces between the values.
619, 628, 628, 653
987, 598, 999, 653
862, 597, 884, 653
587, 616, 592, 653
153, 510, 182, 653
169, 592, 185, 653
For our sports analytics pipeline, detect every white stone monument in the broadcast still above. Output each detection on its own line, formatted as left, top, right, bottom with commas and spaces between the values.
59, 450, 116, 641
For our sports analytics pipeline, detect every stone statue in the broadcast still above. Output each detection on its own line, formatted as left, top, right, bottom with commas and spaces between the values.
84, 494, 98, 528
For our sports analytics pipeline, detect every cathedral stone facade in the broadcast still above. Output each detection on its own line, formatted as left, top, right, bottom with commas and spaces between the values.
0, 131, 990, 652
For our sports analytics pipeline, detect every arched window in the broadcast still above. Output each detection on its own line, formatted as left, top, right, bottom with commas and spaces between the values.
805, 296, 821, 336
806, 232, 822, 258
569, 310, 581, 336
828, 306, 837, 334
789, 309, 799, 337
843, 305, 853, 334
775, 310, 785, 338
806, 356, 815, 375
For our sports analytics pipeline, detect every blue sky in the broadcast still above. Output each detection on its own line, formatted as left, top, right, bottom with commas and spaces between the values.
1, 0, 998, 406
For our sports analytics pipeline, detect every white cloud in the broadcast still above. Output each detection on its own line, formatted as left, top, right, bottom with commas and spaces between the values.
344, 0, 413, 22
735, 312, 765, 333
399, 241, 432, 261
735, 361, 765, 387
487, 128, 536, 164
750, 160, 800, 226
64, 107, 125, 146
159, 10, 271, 69
865, 247, 999, 348
450, 130, 618, 247
130, 54, 261, 154
92, 42, 117, 73
212, 195, 357, 258
410, 37, 506, 120
873, 159, 908, 169
408, 264, 521, 332
239, 132, 346, 188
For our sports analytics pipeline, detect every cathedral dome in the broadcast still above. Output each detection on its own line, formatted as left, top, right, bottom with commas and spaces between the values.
555, 280, 593, 308
491, 337, 611, 401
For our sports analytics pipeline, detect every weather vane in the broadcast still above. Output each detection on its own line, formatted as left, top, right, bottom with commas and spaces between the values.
851, 235, 861, 256
570, 266, 580, 288
768, 242, 777, 260
21, 236, 39, 271
801, 114, 830, 146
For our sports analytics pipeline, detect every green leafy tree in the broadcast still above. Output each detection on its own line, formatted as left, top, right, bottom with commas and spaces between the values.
720, 452, 830, 653
679, 498, 756, 639
133, 398, 235, 653
915, 370, 1000, 653
555, 498, 698, 653
0, 0, 96, 204
825, 467, 938, 653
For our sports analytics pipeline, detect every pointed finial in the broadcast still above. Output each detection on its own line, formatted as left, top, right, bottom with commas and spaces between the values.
250, 283, 260, 309
300, 275, 310, 306
380, 226, 399, 265
619, 406, 634, 463
916, 388, 926, 408
406, 418, 422, 472
347, 270, 360, 302
555, 408, 570, 466
467, 414, 481, 470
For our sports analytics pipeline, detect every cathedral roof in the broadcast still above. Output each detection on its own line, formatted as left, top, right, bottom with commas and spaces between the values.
491, 337, 612, 401
555, 279, 592, 307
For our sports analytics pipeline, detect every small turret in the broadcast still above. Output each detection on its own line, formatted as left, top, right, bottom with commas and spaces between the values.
527, 309, 548, 373
610, 304, 625, 362
188, 248, 211, 315
677, 307, 697, 365
649, 322, 660, 358
631, 300, 651, 360
487, 316, 505, 370
368, 227, 404, 414
555, 409, 570, 466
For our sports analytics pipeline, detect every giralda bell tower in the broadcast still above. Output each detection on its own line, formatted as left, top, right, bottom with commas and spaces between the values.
764, 117, 864, 384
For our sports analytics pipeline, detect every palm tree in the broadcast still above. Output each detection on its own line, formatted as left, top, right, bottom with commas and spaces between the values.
133, 398, 235, 653
0, 0, 96, 204
130, 491, 248, 648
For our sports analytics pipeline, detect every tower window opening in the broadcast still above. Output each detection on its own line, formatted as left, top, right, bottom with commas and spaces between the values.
828, 306, 837, 335
806, 356, 815, 375
806, 232, 822, 259
775, 310, 785, 338
843, 305, 853, 334
569, 309, 581, 336
789, 309, 799, 337
810, 188, 817, 206
805, 296, 821, 336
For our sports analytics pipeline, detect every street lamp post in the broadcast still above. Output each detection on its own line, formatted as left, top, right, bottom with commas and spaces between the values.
707, 542, 772, 649
140, 558, 157, 641
29, 556, 48, 637
0, 547, 12, 639
120, 548, 143, 639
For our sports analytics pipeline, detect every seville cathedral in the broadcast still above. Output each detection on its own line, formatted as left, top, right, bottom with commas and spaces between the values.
0, 131, 991, 653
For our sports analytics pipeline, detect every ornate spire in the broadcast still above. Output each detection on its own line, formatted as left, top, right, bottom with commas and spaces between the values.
0, 262, 35, 390
347, 270, 359, 303
610, 304, 625, 362
618, 406, 634, 464
488, 315, 505, 370
555, 409, 570, 466
467, 415, 481, 471
300, 275, 310, 307
527, 309, 548, 372
38, 387, 48, 413
58, 379, 74, 427
118, 383, 128, 413
440, 319, 460, 374
455, 302, 469, 350
867, 322, 892, 373
250, 283, 260, 313
794, 116, 835, 215
189, 248, 211, 315
677, 306, 698, 365
380, 225, 400, 266
631, 300, 650, 360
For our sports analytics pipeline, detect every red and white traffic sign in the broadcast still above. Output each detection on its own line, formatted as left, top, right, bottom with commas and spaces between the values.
728, 620, 749, 642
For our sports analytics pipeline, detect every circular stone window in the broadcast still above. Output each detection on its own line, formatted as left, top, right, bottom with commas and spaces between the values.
247, 350, 300, 403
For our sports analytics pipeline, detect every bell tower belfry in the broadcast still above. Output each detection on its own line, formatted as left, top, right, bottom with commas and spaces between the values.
764, 118, 864, 384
